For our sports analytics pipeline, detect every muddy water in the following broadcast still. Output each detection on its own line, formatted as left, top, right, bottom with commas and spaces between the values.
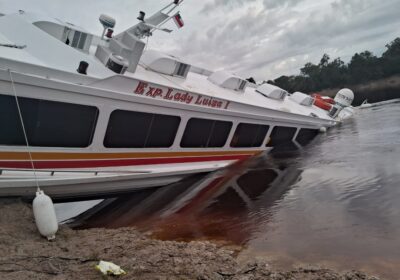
61, 101, 400, 279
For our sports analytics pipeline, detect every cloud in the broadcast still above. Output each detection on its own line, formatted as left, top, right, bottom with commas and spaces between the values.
201, 0, 257, 13
262, 0, 303, 9
169, 0, 400, 80
1, 0, 399, 81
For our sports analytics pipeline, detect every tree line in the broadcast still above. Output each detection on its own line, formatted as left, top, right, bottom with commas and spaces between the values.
261, 37, 400, 93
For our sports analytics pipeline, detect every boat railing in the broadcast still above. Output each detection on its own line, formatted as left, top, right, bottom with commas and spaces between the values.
0, 168, 152, 178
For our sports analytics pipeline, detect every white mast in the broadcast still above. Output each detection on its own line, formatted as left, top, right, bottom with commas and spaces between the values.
115, 0, 185, 39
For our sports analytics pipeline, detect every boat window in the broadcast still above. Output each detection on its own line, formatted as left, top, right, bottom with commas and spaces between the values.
266, 126, 297, 147
0, 94, 98, 147
296, 128, 319, 145
71, 31, 87, 50
104, 110, 181, 148
231, 123, 269, 148
174, 63, 190, 77
78, 33, 87, 49
238, 80, 247, 91
180, 118, 232, 148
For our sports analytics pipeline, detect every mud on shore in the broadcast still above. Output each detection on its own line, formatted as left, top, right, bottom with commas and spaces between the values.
0, 200, 381, 280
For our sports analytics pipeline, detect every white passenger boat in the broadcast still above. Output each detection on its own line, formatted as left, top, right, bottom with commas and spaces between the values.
0, 1, 355, 198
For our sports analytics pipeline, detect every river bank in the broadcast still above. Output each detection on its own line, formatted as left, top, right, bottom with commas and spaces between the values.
0, 200, 382, 280
319, 74, 400, 106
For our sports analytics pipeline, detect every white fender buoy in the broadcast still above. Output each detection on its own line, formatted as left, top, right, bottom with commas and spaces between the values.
319, 127, 327, 133
32, 190, 58, 240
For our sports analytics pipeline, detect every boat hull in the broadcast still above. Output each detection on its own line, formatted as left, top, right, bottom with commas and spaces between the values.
0, 161, 236, 199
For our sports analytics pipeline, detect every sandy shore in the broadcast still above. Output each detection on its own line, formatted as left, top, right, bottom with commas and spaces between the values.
0, 200, 381, 279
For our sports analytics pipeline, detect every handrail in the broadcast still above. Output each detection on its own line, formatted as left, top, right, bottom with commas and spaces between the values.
0, 168, 152, 176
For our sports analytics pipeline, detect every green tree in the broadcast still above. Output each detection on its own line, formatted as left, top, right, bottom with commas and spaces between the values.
269, 38, 400, 93
348, 51, 382, 84
383, 38, 400, 58
381, 38, 400, 77
300, 62, 319, 77
319, 54, 330, 67
323, 57, 348, 88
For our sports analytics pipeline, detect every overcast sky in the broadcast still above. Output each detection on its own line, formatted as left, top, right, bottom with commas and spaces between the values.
1, 0, 399, 80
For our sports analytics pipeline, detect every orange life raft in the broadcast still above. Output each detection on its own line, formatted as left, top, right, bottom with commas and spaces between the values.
312, 94, 334, 111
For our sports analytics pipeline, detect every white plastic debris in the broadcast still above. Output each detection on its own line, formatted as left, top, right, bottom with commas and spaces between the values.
95, 260, 126, 276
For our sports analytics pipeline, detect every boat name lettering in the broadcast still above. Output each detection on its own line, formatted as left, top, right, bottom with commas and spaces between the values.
133, 81, 230, 109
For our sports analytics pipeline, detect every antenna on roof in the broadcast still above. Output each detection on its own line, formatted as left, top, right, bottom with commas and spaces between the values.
115, 0, 185, 39
137, 11, 145, 22
99, 14, 116, 40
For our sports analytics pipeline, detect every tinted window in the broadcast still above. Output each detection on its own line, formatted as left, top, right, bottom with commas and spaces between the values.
0, 95, 26, 145
296, 128, 319, 146
71, 31, 80, 47
267, 126, 297, 147
146, 114, 181, 147
78, 33, 87, 49
0, 94, 98, 147
181, 118, 232, 148
231, 123, 269, 147
104, 110, 180, 148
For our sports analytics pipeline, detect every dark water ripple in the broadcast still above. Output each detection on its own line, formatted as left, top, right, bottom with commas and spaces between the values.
58, 102, 400, 279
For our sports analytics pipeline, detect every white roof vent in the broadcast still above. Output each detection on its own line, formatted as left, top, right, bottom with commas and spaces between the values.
289, 92, 314, 107
256, 83, 288, 101
141, 50, 191, 78
207, 71, 247, 92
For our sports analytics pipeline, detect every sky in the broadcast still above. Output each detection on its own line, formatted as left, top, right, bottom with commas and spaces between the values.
1, 0, 399, 81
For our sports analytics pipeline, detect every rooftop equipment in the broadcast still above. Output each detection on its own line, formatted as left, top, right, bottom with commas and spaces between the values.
95, 1, 183, 74
329, 88, 355, 118
99, 14, 116, 40
207, 71, 247, 92
77, 61, 88, 75
289, 92, 314, 106
141, 50, 191, 78
256, 83, 287, 100
106, 54, 129, 74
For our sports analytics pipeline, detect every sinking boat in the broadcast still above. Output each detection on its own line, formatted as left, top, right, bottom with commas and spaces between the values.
0, 1, 355, 198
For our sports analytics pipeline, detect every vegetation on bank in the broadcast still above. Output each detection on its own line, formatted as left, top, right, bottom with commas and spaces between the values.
257, 38, 400, 94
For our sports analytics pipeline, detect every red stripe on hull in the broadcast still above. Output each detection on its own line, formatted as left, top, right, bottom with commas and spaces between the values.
0, 154, 252, 169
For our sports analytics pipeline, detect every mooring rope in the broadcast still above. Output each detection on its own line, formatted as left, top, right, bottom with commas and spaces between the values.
8, 69, 41, 192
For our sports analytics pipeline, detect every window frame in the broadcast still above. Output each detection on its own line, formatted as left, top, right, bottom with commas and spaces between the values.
180, 117, 233, 148
104, 109, 181, 149
0, 94, 99, 148
266, 126, 297, 147
238, 80, 247, 91
230, 122, 270, 148
174, 63, 190, 77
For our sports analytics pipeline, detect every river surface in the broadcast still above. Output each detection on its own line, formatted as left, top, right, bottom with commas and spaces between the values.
57, 101, 400, 279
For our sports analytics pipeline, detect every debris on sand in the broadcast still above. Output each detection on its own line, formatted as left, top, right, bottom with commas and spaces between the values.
0, 200, 381, 279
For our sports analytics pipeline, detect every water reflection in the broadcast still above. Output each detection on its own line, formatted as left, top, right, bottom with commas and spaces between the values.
70, 155, 303, 246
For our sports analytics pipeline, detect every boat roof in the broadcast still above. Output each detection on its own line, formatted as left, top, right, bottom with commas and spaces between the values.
132, 65, 329, 118
0, 11, 333, 121
0, 12, 111, 77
